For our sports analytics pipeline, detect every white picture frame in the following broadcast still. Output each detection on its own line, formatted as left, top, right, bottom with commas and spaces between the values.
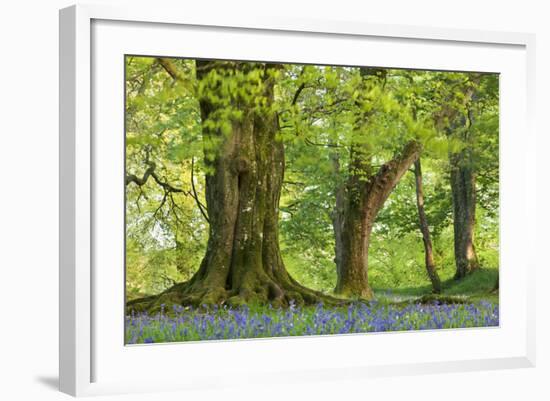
59, 3, 536, 397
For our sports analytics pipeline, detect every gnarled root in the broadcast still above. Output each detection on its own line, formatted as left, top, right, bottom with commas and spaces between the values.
126, 273, 346, 315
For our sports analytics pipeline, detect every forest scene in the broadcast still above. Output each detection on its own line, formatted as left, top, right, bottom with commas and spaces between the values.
124, 56, 499, 344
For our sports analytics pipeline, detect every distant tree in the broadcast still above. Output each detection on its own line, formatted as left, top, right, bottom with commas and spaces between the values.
434, 74, 498, 279
413, 158, 441, 293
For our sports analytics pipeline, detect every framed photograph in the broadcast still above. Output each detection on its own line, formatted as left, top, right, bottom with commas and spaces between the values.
59, 3, 536, 396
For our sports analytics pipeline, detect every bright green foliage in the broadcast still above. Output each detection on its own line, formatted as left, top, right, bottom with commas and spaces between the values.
125, 56, 499, 303
125, 57, 207, 298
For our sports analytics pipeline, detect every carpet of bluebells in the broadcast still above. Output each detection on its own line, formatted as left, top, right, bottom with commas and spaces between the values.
125, 300, 499, 344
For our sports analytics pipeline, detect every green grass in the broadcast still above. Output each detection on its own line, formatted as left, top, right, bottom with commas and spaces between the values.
283, 236, 499, 305
284, 247, 499, 305
443, 268, 498, 295
373, 267, 499, 304
285, 244, 498, 303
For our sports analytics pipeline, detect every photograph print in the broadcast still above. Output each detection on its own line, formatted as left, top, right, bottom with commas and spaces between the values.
124, 56, 499, 344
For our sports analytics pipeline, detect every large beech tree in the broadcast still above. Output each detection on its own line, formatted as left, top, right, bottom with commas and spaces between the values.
330, 69, 422, 299
334, 139, 420, 298
130, 59, 334, 310
285, 67, 436, 299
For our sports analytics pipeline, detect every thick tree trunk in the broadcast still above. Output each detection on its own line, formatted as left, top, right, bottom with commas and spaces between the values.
335, 141, 421, 299
450, 148, 479, 279
435, 82, 481, 280
413, 159, 442, 293
174, 240, 187, 275
128, 61, 336, 312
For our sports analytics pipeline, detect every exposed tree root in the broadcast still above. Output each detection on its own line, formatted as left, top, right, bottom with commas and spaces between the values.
126, 274, 349, 314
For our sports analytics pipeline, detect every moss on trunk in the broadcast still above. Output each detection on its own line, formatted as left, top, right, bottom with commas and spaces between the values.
335, 141, 421, 300
128, 61, 342, 313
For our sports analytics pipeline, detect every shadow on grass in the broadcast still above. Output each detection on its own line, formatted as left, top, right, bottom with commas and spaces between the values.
373, 267, 499, 303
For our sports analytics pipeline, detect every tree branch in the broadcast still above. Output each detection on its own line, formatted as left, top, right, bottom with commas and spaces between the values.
304, 138, 343, 148
366, 141, 421, 212
190, 157, 210, 223
125, 164, 155, 186
126, 162, 191, 196
291, 82, 306, 106
156, 57, 196, 96
373, 141, 421, 190
156, 57, 186, 82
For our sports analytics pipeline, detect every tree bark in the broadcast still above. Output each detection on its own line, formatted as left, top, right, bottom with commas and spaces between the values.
435, 80, 481, 280
413, 159, 442, 293
128, 61, 337, 312
492, 272, 499, 292
448, 102, 480, 279
330, 149, 345, 281
450, 146, 480, 279
334, 141, 421, 299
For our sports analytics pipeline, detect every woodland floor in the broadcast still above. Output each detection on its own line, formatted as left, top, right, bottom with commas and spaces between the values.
126, 268, 499, 344
373, 267, 499, 304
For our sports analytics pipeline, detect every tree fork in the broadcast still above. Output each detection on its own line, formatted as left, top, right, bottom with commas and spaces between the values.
335, 140, 421, 299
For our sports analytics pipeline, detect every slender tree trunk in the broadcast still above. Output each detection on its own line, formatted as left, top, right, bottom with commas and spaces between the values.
128, 61, 335, 312
413, 159, 441, 293
335, 141, 421, 299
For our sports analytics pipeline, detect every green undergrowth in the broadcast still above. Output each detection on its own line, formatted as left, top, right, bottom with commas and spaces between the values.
373, 267, 499, 304
129, 263, 499, 309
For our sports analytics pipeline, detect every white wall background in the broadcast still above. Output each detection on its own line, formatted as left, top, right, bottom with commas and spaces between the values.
0, 0, 547, 399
